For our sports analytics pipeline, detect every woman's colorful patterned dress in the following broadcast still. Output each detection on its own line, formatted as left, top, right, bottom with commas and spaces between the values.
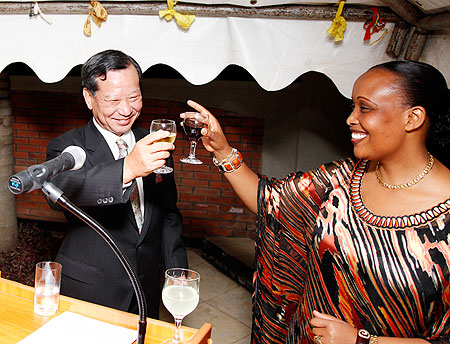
253, 158, 450, 344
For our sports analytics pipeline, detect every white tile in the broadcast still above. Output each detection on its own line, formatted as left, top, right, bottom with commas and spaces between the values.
187, 248, 205, 269
183, 302, 251, 344
194, 262, 240, 301
207, 286, 252, 328
233, 334, 251, 344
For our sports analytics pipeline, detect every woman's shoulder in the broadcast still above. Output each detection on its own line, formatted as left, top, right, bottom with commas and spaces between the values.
312, 157, 358, 182
322, 157, 357, 171
425, 160, 450, 208
260, 157, 358, 191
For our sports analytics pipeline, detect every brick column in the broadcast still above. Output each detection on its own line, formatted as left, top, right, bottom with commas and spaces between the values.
0, 73, 18, 252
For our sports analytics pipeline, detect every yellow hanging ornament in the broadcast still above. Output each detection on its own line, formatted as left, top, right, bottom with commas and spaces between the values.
84, 1, 108, 37
159, 0, 195, 30
326, 1, 347, 42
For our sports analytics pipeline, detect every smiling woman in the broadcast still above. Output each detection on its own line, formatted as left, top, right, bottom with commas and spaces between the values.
184, 60, 450, 344
347, 68, 414, 162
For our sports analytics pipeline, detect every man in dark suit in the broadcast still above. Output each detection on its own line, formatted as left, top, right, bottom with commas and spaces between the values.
46, 50, 188, 318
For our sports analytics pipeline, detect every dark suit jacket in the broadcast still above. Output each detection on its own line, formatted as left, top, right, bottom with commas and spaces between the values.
46, 119, 188, 317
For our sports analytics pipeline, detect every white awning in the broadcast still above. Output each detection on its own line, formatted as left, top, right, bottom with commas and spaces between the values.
1, 2, 449, 97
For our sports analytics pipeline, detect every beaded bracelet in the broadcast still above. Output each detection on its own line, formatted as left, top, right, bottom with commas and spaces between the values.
369, 335, 378, 344
212, 148, 243, 173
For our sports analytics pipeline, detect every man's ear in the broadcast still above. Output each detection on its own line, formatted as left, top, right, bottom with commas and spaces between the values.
82, 88, 93, 110
405, 106, 426, 132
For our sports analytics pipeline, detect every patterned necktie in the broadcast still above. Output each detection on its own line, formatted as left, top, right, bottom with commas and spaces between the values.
116, 138, 144, 233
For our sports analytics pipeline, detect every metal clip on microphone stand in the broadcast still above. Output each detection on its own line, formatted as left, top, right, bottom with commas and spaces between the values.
42, 181, 147, 344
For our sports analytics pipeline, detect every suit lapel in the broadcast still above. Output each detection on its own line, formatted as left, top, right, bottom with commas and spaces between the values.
84, 119, 115, 164
132, 127, 154, 241
85, 120, 140, 233
138, 174, 154, 242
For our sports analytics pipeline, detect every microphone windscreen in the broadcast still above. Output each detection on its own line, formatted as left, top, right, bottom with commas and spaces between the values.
62, 146, 86, 170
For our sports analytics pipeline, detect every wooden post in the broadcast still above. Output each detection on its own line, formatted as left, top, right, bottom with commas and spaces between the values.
386, 21, 410, 58
0, 73, 18, 253
404, 29, 428, 61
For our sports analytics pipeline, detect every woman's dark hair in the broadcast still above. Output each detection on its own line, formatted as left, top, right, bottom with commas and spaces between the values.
371, 60, 450, 168
81, 49, 142, 96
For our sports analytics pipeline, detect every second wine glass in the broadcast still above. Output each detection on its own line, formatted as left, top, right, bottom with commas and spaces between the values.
162, 268, 200, 344
180, 112, 209, 165
150, 119, 177, 174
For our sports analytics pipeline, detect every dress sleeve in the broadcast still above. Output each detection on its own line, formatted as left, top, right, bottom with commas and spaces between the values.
252, 168, 330, 344
424, 299, 450, 343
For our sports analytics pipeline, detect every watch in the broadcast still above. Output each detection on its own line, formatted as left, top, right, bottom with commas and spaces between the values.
355, 329, 371, 344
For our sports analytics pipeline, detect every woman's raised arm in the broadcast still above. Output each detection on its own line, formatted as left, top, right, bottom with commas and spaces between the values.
183, 100, 259, 214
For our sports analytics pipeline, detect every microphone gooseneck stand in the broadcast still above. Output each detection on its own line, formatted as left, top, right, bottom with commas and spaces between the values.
42, 181, 147, 344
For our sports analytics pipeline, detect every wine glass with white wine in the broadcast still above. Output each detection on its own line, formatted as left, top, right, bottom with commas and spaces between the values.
162, 268, 200, 344
150, 119, 177, 174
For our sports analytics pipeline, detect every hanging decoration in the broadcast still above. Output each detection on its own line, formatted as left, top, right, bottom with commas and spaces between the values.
159, 0, 196, 30
84, 1, 108, 37
326, 1, 347, 42
29, 2, 53, 25
363, 7, 388, 45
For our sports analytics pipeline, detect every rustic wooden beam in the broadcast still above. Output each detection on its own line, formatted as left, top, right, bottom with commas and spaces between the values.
379, 0, 422, 25
380, 0, 450, 61
417, 11, 450, 31
381, 0, 450, 30
0, 2, 399, 21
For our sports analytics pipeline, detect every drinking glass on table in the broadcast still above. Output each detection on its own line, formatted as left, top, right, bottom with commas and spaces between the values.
150, 119, 177, 174
34, 261, 62, 316
162, 268, 200, 344
180, 112, 209, 165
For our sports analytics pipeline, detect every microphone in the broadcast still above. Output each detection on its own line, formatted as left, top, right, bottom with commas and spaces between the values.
8, 146, 86, 195
7, 144, 148, 343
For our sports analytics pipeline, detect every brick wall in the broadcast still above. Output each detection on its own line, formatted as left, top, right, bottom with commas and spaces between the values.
10, 90, 263, 238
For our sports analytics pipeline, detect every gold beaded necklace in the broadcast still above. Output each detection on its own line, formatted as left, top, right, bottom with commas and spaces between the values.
375, 152, 435, 190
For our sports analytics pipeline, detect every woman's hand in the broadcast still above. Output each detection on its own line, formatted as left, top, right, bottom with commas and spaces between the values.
184, 99, 259, 214
310, 310, 358, 344
184, 100, 233, 161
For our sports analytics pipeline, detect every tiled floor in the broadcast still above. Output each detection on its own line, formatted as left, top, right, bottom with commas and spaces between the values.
159, 248, 252, 344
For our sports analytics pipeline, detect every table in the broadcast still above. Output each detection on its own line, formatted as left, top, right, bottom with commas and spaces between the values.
0, 275, 211, 343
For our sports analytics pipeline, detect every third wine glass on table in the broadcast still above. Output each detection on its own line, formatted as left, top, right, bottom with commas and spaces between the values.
180, 112, 209, 165
162, 268, 200, 344
150, 119, 177, 174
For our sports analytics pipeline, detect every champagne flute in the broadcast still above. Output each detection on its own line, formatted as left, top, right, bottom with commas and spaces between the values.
180, 112, 209, 165
162, 268, 200, 344
150, 119, 177, 174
